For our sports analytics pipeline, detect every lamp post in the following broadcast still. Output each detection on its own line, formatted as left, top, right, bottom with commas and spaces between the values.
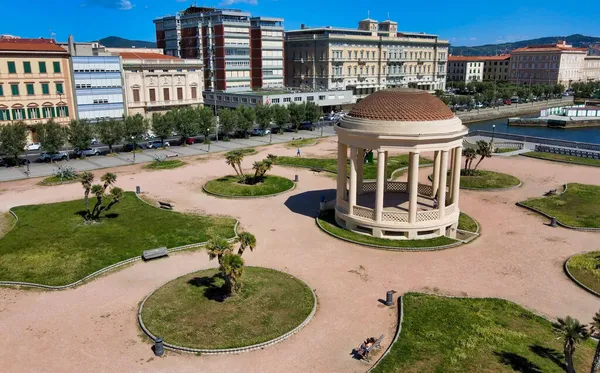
492, 124, 496, 143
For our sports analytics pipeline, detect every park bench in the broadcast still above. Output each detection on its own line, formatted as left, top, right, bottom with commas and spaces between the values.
166, 154, 179, 159
544, 189, 557, 196
142, 247, 168, 261
356, 334, 384, 361
158, 201, 173, 210
310, 166, 324, 173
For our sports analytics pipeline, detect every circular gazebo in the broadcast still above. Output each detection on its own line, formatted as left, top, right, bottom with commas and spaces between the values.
334, 89, 468, 240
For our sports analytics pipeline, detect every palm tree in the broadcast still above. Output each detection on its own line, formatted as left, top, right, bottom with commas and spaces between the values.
225, 153, 241, 176
80, 172, 94, 216
220, 253, 245, 296
237, 232, 256, 256
472, 140, 493, 172
205, 237, 232, 262
552, 316, 590, 373
266, 153, 277, 163
590, 310, 600, 373
100, 172, 116, 189
462, 148, 477, 174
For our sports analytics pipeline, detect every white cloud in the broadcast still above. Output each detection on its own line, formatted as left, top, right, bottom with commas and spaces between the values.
219, 0, 258, 5
118, 0, 134, 10
469, 37, 477, 41
83, 0, 135, 10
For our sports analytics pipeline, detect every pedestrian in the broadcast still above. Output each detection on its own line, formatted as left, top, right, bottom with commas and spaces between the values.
296, 147, 301, 157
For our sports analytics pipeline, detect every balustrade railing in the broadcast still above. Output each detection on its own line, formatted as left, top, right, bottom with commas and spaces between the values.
385, 181, 408, 193
362, 181, 377, 193
445, 204, 457, 216
417, 209, 440, 222
353, 205, 375, 220
382, 211, 409, 223
417, 184, 433, 196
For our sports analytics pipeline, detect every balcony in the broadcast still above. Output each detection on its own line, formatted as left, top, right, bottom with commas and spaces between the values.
417, 59, 424, 64
357, 58, 367, 65
140, 99, 203, 108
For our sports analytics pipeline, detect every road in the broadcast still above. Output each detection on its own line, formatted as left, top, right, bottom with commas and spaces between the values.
2, 125, 337, 182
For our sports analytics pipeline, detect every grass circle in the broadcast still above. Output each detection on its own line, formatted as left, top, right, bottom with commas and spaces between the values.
203, 175, 294, 198
460, 170, 521, 189
565, 252, 600, 295
140, 267, 315, 349
143, 159, 186, 170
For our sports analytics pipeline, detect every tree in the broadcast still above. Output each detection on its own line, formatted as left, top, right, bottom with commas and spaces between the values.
462, 147, 477, 175
552, 316, 589, 373
236, 106, 255, 137
37, 119, 66, 154
250, 158, 273, 183
225, 150, 244, 176
218, 109, 238, 141
220, 253, 245, 296
236, 231, 256, 256
123, 114, 150, 150
304, 101, 320, 123
174, 107, 199, 144
196, 106, 214, 142
206, 237, 232, 262
272, 104, 290, 130
80, 172, 123, 221
473, 140, 493, 171
151, 112, 173, 147
0, 122, 28, 166
96, 119, 123, 154
255, 103, 272, 131
590, 310, 600, 373
68, 119, 94, 153
288, 102, 305, 132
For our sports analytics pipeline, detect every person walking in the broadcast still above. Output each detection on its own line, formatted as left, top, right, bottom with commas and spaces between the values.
297, 147, 301, 157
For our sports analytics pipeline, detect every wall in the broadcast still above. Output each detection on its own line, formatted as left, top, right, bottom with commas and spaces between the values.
456, 98, 574, 124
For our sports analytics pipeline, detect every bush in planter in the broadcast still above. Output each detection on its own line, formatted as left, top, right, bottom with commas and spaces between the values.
53, 166, 78, 181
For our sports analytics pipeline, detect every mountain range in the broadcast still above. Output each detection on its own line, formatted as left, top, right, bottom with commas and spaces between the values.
96, 36, 156, 49
450, 34, 600, 56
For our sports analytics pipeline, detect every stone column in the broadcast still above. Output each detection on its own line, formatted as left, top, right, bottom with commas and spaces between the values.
383, 151, 389, 191
375, 150, 385, 223
356, 148, 364, 194
451, 146, 462, 207
438, 150, 449, 219
448, 148, 455, 198
337, 142, 348, 203
349, 147, 357, 215
408, 151, 420, 223
432, 150, 440, 197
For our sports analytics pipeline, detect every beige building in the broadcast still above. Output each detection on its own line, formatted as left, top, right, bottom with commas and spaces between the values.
584, 56, 600, 82
509, 41, 587, 86
0, 37, 76, 138
448, 55, 510, 83
285, 18, 448, 99
118, 52, 203, 117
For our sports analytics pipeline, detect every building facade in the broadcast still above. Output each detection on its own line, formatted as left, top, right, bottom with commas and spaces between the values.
482, 55, 510, 81
61, 36, 126, 122
250, 17, 284, 89
447, 55, 510, 83
284, 18, 449, 98
0, 37, 76, 138
509, 41, 587, 86
154, 6, 284, 92
584, 56, 600, 82
119, 52, 203, 117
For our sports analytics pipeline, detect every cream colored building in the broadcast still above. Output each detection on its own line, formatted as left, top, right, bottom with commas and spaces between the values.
285, 18, 448, 99
584, 56, 600, 82
0, 37, 76, 139
448, 55, 510, 83
118, 52, 203, 117
509, 41, 587, 86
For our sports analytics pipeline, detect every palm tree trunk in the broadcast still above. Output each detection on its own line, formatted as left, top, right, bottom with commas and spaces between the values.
566, 348, 576, 373
591, 341, 600, 373
473, 156, 485, 171
238, 162, 244, 176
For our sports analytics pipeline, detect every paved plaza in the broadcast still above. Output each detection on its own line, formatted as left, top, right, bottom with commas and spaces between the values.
0, 136, 598, 372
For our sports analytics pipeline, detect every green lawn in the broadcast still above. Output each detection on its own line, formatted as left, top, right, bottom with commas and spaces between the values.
0, 212, 15, 238
276, 154, 432, 180
40, 175, 80, 185
204, 175, 294, 197
520, 183, 600, 228
460, 170, 521, 189
523, 152, 600, 167
494, 148, 520, 154
458, 212, 479, 233
141, 267, 314, 349
225, 148, 256, 157
372, 293, 596, 373
566, 251, 600, 293
143, 159, 186, 170
0, 192, 236, 286
286, 138, 319, 148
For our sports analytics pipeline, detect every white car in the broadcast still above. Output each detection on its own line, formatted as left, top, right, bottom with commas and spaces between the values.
26, 142, 41, 151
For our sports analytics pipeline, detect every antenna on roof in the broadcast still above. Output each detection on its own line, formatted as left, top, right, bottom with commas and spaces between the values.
49, 29, 56, 41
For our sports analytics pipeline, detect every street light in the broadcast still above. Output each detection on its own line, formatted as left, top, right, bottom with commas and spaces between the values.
492, 124, 496, 143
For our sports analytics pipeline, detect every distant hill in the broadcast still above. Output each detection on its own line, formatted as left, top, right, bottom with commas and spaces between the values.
96, 36, 156, 49
450, 34, 600, 56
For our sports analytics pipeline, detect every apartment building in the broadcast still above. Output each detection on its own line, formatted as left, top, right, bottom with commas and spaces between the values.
284, 18, 449, 98
61, 36, 126, 122
118, 51, 203, 117
250, 17, 284, 89
154, 6, 284, 92
584, 56, 600, 82
482, 55, 510, 81
509, 41, 587, 86
447, 55, 510, 83
0, 37, 76, 138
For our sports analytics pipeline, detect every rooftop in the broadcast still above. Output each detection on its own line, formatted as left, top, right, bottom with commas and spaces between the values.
449, 55, 510, 62
512, 42, 588, 53
118, 52, 181, 60
348, 89, 454, 122
0, 38, 68, 53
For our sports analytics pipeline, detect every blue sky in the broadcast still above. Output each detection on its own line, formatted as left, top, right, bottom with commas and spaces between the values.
5, 0, 599, 46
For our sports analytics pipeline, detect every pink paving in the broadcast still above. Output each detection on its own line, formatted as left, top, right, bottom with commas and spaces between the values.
0, 137, 598, 373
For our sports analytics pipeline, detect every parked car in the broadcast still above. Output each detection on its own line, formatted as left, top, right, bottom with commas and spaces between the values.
250, 128, 271, 136
25, 142, 41, 151
123, 143, 145, 152
299, 121, 315, 131
147, 140, 170, 149
75, 148, 100, 157
185, 138, 196, 145
510, 97, 520, 104
91, 138, 99, 145
324, 113, 336, 121
0, 156, 30, 167
504, 99, 512, 105
39, 152, 69, 162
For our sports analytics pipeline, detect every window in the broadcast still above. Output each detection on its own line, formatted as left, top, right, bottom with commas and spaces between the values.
41, 83, 50, 95
163, 69, 169, 72
39, 61, 47, 73
283, 97, 291, 103
27, 108, 40, 119
7, 61, 16, 73
0, 109, 9, 121
55, 83, 63, 94
319, 95, 325, 100
11, 84, 19, 96
56, 106, 69, 117
149, 88, 156, 102
42, 107, 55, 118
191, 87, 197, 99
307, 96, 314, 101
272, 98, 280, 103
26, 83, 34, 95
294, 97, 302, 102
0, 85, 3, 96
53, 61, 61, 73
12, 108, 25, 120
131, 89, 140, 103
23, 62, 32, 73
177, 87, 183, 100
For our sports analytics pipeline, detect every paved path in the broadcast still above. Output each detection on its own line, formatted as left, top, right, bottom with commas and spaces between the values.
0, 138, 599, 372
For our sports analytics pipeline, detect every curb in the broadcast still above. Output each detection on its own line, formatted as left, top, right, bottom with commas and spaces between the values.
564, 254, 600, 298
520, 153, 600, 168
202, 176, 296, 199
137, 267, 318, 355
0, 197, 240, 290
366, 295, 404, 373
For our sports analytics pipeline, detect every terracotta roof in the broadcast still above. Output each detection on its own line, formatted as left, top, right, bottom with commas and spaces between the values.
0, 38, 68, 53
449, 55, 510, 62
512, 45, 588, 53
348, 89, 455, 122
118, 51, 181, 60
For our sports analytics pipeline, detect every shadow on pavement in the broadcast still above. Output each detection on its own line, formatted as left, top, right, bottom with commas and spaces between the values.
284, 188, 336, 218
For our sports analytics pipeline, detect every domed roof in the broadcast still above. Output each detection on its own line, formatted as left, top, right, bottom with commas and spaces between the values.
348, 88, 454, 122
